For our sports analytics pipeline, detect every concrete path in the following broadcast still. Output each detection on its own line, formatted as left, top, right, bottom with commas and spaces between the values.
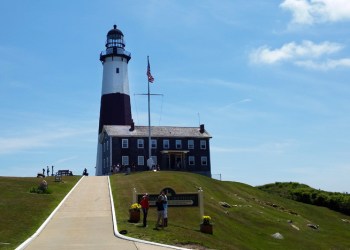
22, 176, 181, 250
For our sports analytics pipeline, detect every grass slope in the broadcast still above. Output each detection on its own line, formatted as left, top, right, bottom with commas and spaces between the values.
111, 171, 350, 250
0, 176, 80, 249
258, 182, 350, 215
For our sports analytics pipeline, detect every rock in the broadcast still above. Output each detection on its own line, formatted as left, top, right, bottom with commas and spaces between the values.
307, 224, 319, 230
271, 232, 284, 240
291, 224, 300, 231
219, 202, 231, 208
341, 219, 350, 223
39, 180, 48, 191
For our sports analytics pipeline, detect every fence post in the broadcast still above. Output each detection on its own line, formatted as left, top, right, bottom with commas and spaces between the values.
132, 187, 137, 204
198, 187, 204, 219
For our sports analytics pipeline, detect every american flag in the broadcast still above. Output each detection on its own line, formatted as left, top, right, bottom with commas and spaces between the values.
147, 56, 154, 83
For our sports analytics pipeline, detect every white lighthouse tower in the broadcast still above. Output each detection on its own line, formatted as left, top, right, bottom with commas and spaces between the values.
95, 25, 133, 175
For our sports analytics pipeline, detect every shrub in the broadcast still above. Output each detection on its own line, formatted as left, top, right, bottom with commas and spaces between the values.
29, 180, 52, 194
30, 187, 52, 194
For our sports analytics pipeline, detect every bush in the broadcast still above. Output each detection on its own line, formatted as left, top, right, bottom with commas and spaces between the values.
30, 186, 52, 194
258, 182, 350, 216
29, 180, 52, 194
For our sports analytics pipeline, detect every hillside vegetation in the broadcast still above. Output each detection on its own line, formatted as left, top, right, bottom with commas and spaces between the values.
0, 176, 80, 249
258, 182, 350, 216
111, 171, 350, 250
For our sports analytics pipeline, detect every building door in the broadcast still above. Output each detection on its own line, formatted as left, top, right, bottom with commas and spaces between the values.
175, 155, 182, 170
160, 151, 188, 171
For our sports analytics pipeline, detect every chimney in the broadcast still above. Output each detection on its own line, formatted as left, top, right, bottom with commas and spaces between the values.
129, 121, 135, 131
200, 124, 205, 134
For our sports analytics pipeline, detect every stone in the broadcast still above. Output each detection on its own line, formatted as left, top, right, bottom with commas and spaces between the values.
271, 232, 284, 240
307, 224, 319, 230
219, 201, 231, 208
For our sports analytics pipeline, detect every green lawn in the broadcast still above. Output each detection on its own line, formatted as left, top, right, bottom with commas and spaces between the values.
110, 171, 350, 250
1, 173, 350, 250
0, 176, 80, 249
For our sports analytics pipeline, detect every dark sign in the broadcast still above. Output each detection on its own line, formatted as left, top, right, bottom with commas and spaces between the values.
137, 187, 199, 207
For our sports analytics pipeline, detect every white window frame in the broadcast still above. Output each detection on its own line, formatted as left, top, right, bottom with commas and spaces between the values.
137, 139, 144, 149
163, 139, 169, 149
151, 139, 157, 149
122, 156, 129, 166
151, 156, 157, 165
189, 156, 195, 165
176, 140, 182, 149
138, 156, 144, 166
188, 140, 194, 149
122, 139, 129, 149
200, 140, 206, 150
201, 156, 207, 166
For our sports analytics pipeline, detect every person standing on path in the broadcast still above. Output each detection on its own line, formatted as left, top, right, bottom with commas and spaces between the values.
155, 195, 165, 230
162, 191, 168, 227
140, 193, 149, 227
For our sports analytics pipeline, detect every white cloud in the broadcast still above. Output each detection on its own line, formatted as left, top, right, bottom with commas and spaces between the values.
295, 58, 350, 70
250, 40, 342, 64
280, 0, 350, 25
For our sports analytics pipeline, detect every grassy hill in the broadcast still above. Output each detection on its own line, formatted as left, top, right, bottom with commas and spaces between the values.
0, 176, 80, 249
1, 173, 349, 250
111, 171, 350, 250
258, 182, 350, 216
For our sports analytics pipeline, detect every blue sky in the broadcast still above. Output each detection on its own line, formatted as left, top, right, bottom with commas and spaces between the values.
1, 0, 350, 192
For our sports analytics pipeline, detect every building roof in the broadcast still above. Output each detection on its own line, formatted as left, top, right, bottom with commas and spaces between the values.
102, 125, 212, 139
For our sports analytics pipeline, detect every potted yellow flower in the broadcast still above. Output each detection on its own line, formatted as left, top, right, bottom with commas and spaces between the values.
129, 203, 141, 223
200, 215, 213, 234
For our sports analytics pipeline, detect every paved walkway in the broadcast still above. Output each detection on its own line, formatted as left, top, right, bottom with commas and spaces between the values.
21, 176, 179, 250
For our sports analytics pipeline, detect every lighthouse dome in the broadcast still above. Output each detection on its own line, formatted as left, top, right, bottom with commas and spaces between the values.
106, 25, 125, 48
107, 25, 124, 37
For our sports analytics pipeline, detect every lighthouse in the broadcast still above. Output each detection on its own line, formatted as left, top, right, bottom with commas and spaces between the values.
96, 25, 133, 175
98, 25, 133, 132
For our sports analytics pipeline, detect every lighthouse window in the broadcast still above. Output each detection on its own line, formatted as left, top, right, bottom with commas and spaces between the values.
116, 68, 119, 73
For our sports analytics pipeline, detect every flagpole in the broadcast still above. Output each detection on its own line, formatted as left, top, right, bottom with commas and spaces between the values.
147, 56, 153, 167
146, 56, 156, 170
147, 56, 152, 165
